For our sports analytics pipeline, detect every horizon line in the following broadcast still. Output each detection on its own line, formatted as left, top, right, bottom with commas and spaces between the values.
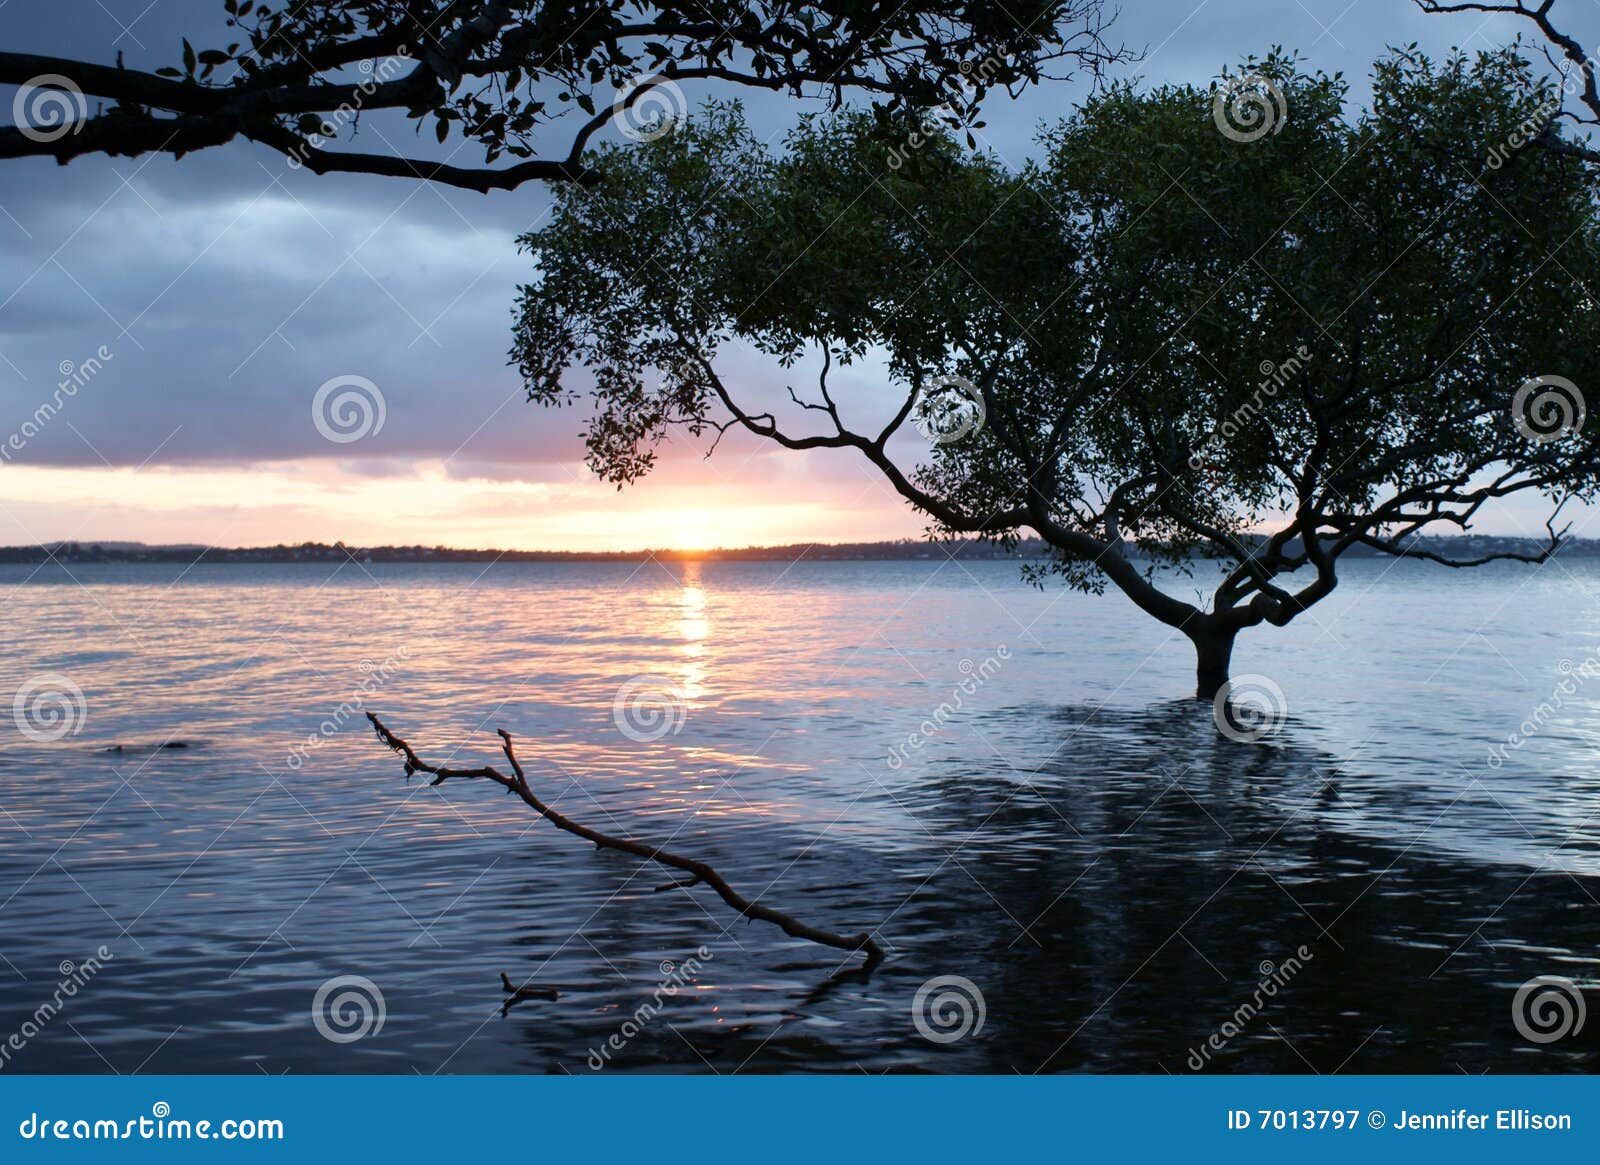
0, 531, 1570, 561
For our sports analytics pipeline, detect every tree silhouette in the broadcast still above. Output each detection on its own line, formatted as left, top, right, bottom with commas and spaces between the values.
0, 0, 1128, 192
511, 49, 1600, 697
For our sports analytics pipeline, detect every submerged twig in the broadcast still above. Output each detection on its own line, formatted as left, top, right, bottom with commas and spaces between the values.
366, 714, 885, 970
499, 972, 559, 1014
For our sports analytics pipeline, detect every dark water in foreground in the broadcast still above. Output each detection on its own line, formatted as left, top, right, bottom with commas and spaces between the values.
0, 558, 1597, 1074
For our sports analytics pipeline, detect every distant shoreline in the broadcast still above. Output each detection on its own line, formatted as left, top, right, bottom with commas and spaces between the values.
0, 539, 1039, 564
0, 535, 1588, 565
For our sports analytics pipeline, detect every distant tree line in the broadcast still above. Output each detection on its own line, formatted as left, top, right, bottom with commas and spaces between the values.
8, 534, 1599, 565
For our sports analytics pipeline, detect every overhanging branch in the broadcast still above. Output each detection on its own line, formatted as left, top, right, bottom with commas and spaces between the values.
0, 1, 1134, 191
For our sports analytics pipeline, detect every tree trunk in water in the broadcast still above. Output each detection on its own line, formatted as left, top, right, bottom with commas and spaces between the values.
1191, 627, 1237, 701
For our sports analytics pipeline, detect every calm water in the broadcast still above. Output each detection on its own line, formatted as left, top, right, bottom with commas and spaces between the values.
0, 557, 1597, 1074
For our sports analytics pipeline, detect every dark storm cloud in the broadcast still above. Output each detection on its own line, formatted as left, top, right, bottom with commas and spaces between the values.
0, 0, 1566, 472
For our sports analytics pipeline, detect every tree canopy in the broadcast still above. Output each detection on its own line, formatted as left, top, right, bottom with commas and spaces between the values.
1417, 1, 1600, 166
512, 47, 1600, 696
0, 0, 1127, 191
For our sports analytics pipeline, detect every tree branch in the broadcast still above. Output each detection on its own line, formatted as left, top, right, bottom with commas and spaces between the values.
1416, 1, 1600, 135
366, 713, 885, 969
0, 1, 1134, 191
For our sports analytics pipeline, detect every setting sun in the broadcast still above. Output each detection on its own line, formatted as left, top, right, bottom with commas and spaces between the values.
667, 510, 715, 551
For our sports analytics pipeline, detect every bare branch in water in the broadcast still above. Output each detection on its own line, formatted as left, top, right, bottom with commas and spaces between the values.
366, 713, 885, 970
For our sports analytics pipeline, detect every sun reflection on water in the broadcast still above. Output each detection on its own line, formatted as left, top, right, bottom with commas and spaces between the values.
676, 560, 709, 702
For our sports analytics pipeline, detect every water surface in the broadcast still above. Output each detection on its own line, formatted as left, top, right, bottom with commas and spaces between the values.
1, 557, 1596, 1073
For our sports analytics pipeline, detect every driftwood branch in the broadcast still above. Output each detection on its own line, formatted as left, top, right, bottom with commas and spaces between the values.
366, 713, 884, 969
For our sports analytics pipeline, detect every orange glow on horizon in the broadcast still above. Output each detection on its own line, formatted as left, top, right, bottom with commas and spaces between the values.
0, 459, 925, 552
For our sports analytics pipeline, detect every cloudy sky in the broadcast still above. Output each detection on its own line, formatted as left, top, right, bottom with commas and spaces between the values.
0, 0, 1585, 550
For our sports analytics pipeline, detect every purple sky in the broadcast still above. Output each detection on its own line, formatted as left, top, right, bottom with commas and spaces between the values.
0, 0, 1591, 549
